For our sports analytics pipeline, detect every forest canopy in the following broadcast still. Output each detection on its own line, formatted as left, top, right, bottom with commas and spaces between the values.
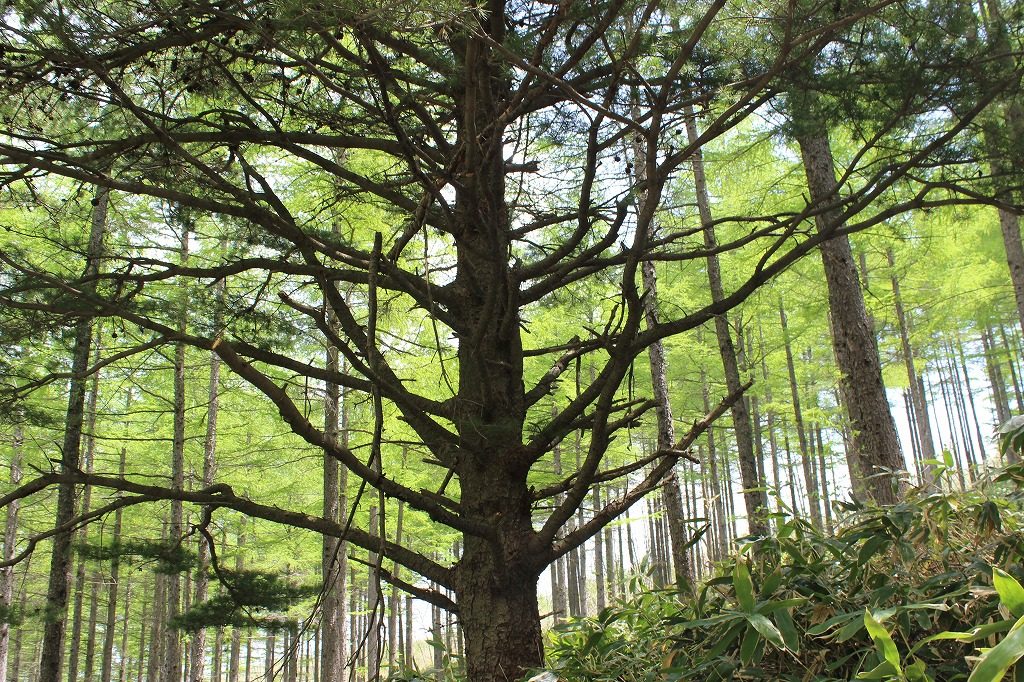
0, 0, 1022, 681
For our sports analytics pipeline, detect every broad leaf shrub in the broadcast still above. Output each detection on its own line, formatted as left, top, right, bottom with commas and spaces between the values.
542, 464, 1024, 681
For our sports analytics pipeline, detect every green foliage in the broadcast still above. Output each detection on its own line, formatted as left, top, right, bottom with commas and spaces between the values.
544, 466, 1024, 681
77, 539, 197, 575
172, 568, 317, 632
998, 416, 1024, 459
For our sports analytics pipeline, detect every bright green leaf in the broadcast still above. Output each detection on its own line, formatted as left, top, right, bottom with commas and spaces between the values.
994, 568, 1024, 619
968, 615, 1024, 682
734, 561, 756, 613
864, 610, 902, 672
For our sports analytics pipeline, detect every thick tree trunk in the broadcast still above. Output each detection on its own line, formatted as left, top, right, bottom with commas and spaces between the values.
40, 186, 107, 682
454, 545, 542, 682
796, 131, 905, 503
977, 0, 1024, 333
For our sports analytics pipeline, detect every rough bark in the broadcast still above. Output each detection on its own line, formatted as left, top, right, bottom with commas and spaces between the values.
40, 186, 107, 682
795, 130, 905, 503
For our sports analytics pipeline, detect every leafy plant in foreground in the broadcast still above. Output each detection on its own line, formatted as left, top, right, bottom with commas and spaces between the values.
544, 464, 1024, 681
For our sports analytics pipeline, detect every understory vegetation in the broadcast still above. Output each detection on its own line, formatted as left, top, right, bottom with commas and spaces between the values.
542, 462, 1024, 682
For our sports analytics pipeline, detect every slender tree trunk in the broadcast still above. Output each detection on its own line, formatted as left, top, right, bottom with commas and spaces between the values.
602, 491, 616, 601
366, 423, 384, 682
118, 585, 131, 682
550, 406, 567, 624
228, 529, 244, 682
686, 109, 767, 534
631, 89, 692, 587
795, 128, 905, 502
0, 425, 23, 682
264, 634, 274, 682
565, 534, 580, 617
430, 597, 442, 678
387, 502, 404, 672
243, 634, 251, 682
321, 289, 344, 682
188, 273, 224, 682
213, 626, 224, 682
163, 214, 190, 682
69, 345, 101, 682
40, 187, 107, 682
575, 503, 587, 615
756, 324, 783, 517
592, 486, 606, 611
10, 580, 27, 682
700, 368, 728, 561
148, 528, 167, 682
888, 248, 938, 486
999, 325, 1024, 412
983, 327, 1013, 432
101, 444, 126, 682
779, 304, 822, 528
953, 334, 986, 475
403, 595, 413, 668
814, 426, 833, 534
